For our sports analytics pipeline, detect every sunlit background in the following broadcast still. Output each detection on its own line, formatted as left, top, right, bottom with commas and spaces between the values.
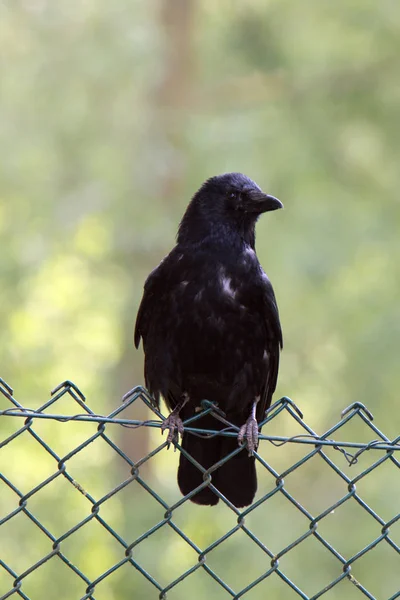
1, 1, 399, 598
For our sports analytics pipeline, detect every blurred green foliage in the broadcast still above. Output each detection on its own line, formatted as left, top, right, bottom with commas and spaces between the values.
1, 0, 399, 598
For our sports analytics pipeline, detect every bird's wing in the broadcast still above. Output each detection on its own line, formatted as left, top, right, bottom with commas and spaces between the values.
134, 247, 185, 348
257, 278, 283, 422
134, 288, 151, 349
134, 258, 166, 349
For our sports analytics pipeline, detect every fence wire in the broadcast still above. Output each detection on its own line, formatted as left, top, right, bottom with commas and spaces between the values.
0, 377, 399, 600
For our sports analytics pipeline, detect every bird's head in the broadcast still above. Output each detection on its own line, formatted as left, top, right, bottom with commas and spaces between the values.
177, 172, 283, 247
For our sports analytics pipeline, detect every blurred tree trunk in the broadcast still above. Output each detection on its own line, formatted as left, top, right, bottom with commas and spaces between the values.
114, 0, 196, 470
152, 0, 196, 202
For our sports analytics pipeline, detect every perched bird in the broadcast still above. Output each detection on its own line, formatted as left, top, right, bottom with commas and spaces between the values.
134, 173, 283, 507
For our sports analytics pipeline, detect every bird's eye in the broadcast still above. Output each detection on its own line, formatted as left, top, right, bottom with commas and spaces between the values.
229, 191, 237, 199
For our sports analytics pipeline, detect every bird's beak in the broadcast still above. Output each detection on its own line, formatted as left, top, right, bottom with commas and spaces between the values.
247, 189, 283, 213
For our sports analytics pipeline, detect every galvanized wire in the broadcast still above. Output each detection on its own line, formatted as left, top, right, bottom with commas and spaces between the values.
0, 377, 399, 600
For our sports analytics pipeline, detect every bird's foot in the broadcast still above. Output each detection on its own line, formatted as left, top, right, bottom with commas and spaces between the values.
238, 415, 259, 456
161, 412, 184, 448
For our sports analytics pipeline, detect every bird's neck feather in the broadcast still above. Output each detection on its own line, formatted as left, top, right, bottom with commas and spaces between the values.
177, 214, 257, 249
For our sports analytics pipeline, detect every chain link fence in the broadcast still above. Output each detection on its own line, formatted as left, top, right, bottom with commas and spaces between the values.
0, 377, 399, 600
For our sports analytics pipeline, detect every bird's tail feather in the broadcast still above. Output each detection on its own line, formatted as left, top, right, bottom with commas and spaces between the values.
177, 414, 257, 508
214, 436, 257, 508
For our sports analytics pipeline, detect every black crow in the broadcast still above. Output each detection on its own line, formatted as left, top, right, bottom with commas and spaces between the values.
133, 172, 283, 507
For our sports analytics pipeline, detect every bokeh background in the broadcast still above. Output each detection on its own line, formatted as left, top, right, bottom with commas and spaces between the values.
1, 1, 399, 599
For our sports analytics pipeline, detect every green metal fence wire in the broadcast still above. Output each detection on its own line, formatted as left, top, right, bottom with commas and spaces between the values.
0, 377, 399, 600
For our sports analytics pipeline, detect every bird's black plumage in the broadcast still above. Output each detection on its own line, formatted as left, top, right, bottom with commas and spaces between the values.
134, 173, 283, 507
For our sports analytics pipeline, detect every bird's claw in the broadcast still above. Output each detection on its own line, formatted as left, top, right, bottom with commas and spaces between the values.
238, 416, 259, 455
161, 413, 184, 448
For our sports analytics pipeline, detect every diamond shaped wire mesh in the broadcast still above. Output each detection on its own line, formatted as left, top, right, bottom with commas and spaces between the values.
0, 377, 399, 600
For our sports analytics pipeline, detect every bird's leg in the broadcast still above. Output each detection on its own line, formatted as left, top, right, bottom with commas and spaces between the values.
161, 392, 189, 448
238, 397, 260, 456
